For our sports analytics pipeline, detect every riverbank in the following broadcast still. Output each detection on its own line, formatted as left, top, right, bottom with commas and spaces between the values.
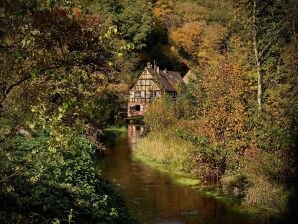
133, 149, 246, 208
99, 125, 267, 224
133, 131, 283, 219
134, 151, 279, 217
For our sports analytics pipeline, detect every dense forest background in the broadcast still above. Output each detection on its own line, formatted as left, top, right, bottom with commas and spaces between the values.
0, 0, 297, 223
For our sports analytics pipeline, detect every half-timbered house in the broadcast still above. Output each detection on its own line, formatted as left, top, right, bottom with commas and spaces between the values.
128, 63, 184, 117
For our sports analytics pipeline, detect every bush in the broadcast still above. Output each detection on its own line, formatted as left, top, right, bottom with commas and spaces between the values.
244, 177, 288, 211
221, 172, 250, 198
0, 131, 135, 224
176, 129, 226, 181
144, 94, 177, 131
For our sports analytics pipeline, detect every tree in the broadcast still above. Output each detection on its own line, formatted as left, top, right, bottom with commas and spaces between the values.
243, 0, 289, 113
174, 2, 209, 22
170, 21, 227, 67
117, 0, 154, 49
0, 2, 136, 223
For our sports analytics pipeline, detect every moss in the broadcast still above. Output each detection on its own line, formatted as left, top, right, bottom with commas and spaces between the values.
134, 152, 235, 203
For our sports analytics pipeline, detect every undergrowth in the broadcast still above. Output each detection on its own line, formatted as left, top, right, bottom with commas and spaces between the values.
0, 128, 136, 224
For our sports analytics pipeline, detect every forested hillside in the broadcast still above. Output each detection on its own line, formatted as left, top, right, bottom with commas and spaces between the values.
136, 0, 298, 221
0, 0, 297, 223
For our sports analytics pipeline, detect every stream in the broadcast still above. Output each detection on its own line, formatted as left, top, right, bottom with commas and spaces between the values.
97, 125, 260, 224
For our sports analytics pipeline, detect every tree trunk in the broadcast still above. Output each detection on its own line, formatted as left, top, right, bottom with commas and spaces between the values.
253, 0, 262, 113
293, 20, 297, 47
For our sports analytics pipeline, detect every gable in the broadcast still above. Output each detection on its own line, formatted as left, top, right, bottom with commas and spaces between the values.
129, 66, 184, 93
130, 69, 162, 91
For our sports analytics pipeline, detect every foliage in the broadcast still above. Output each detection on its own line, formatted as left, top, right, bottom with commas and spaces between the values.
117, 0, 153, 49
144, 94, 176, 131
0, 0, 297, 218
139, 0, 298, 214
0, 124, 135, 223
244, 177, 288, 211
174, 2, 209, 22
0, 1, 136, 223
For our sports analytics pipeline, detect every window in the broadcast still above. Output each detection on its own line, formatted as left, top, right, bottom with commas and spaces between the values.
130, 105, 141, 112
135, 105, 141, 111
150, 91, 156, 98
140, 80, 151, 86
135, 91, 141, 98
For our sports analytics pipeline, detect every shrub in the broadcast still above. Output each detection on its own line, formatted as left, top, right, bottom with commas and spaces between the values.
221, 172, 250, 198
244, 177, 288, 211
0, 131, 135, 224
144, 94, 177, 131
176, 129, 226, 181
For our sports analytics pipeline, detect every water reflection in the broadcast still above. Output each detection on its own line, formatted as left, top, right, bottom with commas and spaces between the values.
97, 125, 260, 224
128, 125, 144, 149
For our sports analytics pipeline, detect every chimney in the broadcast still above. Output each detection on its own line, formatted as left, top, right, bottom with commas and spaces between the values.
164, 68, 167, 73
157, 66, 160, 74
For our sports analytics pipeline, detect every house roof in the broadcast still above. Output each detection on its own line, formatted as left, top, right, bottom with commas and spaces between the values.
147, 67, 184, 92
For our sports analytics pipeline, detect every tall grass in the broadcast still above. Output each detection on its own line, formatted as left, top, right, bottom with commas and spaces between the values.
135, 131, 195, 172
244, 177, 288, 211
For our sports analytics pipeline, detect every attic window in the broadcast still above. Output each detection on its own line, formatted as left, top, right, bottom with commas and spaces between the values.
140, 80, 150, 85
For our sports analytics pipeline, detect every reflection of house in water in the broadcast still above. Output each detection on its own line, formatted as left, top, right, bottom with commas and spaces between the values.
127, 125, 144, 149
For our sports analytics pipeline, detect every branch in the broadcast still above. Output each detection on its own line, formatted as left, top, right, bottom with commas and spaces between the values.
0, 167, 23, 184
4, 75, 31, 96
2, 64, 64, 101
258, 33, 280, 60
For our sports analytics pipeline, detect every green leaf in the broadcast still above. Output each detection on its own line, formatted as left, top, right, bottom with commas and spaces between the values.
31, 68, 39, 78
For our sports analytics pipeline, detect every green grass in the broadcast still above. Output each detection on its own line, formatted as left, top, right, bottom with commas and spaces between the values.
104, 125, 127, 133
133, 131, 287, 221
133, 147, 242, 208
133, 152, 200, 186
174, 177, 201, 186
134, 149, 272, 217
133, 132, 203, 188
132, 131, 280, 218
134, 131, 195, 172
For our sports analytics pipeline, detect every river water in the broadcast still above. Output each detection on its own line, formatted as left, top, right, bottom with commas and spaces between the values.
97, 125, 259, 224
